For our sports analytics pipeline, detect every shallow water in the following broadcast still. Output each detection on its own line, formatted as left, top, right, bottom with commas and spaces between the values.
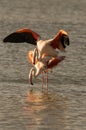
0, 0, 86, 130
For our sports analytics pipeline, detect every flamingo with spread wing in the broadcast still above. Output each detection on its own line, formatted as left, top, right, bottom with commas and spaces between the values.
3, 28, 70, 90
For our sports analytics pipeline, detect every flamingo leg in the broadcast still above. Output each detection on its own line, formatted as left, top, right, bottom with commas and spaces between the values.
46, 71, 48, 92
42, 71, 44, 92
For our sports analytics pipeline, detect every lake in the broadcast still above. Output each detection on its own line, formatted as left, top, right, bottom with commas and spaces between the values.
0, 0, 86, 130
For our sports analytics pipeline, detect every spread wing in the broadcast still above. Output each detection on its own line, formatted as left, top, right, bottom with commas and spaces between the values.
3, 28, 41, 45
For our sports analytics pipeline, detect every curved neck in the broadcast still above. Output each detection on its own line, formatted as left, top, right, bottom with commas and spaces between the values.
33, 47, 39, 64
29, 68, 36, 85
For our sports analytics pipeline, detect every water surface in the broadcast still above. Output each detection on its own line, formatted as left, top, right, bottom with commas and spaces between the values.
0, 0, 86, 130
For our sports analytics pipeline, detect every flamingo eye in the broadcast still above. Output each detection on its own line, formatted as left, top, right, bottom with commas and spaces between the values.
61, 34, 70, 48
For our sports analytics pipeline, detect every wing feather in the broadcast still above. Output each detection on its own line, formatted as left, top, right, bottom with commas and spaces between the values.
3, 28, 41, 45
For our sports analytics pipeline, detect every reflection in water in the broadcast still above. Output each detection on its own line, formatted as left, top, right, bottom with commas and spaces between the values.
24, 90, 68, 130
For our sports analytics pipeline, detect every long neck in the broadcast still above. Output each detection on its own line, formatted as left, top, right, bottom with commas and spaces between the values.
29, 64, 42, 85
33, 47, 39, 64
29, 68, 35, 85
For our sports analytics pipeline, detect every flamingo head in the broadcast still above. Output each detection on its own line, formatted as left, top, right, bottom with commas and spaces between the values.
60, 30, 70, 51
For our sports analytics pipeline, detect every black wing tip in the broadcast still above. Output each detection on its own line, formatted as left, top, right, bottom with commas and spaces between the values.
3, 33, 17, 43
3, 38, 6, 42
3, 32, 37, 45
3, 37, 10, 42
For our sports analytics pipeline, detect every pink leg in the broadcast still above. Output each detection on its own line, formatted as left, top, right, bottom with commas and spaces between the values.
46, 71, 48, 92
42, 71, 44, 92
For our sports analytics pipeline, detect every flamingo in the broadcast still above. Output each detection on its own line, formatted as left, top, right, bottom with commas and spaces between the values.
28, 49, 65, 90
3, 28, 70, 90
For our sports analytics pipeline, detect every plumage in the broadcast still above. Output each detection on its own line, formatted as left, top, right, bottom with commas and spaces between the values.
3, 28, 69, 49
3, 28, 40, 45
36, 30, 70, 60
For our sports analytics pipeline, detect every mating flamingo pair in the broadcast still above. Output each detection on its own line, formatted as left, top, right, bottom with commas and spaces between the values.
3, 28, 70, 90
